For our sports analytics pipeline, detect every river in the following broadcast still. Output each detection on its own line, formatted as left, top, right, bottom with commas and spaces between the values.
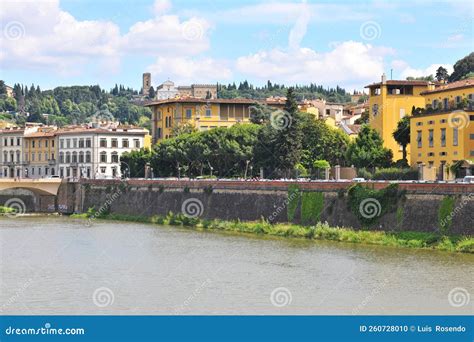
0, 216, 472, 315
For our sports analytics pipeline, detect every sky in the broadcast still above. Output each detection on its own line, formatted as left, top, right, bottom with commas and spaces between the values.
0, 0, 472, 92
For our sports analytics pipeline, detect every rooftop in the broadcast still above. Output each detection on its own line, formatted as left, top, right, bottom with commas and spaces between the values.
420, 78, 474, 95
145, 97, 259, 106
365, 80, 433, 88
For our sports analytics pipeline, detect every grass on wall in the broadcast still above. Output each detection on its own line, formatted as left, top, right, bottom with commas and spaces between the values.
438, 196, 455, 234
287, 184, 300, 222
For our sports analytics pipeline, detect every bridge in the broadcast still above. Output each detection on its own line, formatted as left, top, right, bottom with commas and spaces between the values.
0, 178, 63, 196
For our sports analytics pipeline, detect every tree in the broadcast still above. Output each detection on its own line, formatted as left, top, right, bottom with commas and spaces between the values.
346, 125, 393, 169
148, 86, 156, 99
171, 122, 197, 137
449, 52, 474, 82
272, 88, 303, 177
435, 66, 449, 82
392, 116, 410, 163
249, 103, 272, 124
0, 80, 6, 95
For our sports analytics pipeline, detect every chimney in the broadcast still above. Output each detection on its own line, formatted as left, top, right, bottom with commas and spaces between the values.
381, 73, 387, 84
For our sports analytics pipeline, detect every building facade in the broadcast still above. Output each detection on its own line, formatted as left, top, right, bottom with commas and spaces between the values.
410, 78, 474, 180
142, 72, 151, 97
23, 127, 58, 178
57, 126, 149, 179
156, 80, 179, 100
366, 74, 434, 161
0, 128, 25, 178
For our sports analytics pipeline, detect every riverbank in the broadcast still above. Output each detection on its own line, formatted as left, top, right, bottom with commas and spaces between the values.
70, 211, 474, 253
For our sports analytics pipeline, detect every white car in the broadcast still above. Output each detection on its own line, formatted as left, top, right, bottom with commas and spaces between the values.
352, 177, 365, 182
463, 176, 474, 183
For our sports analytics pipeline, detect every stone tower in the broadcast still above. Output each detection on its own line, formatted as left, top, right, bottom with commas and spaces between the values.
142, 72, 151, 96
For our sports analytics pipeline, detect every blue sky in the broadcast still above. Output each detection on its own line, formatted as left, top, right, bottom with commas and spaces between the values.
0, 0, 472, 92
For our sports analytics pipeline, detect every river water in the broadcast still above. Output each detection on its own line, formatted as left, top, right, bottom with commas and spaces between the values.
0, 216, 472, 315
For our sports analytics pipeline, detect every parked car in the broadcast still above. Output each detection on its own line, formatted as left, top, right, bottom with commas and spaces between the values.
463, 176, 474, 183
352, 177, 365, 182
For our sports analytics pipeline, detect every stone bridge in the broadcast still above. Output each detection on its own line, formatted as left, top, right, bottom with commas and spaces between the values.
0, 178, 63, 196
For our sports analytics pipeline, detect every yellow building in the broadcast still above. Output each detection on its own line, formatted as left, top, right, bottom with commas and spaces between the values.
410, 78, 474, 180
146, 97, 320, 143
366, 75, 434, 161
24, 127, 58, 178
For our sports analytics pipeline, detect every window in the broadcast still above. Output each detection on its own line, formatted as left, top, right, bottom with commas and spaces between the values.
432, 99, 438, 108
471, 151, 474, 157
72, 152, 77, 163
428, 129, 434, 147
16, 151, 20, 162
32, 140, 35, 148
440, 119, 447, 124
111, 152, 119, 163
66, 139, 70, 148
60, 168, 64, 178
470, 134, 474, 140
440, 152, 447, 156
60, 139, 64, 149
3, 138, 7, 146
443, 98, 448, 110
453, 128, 458, 146
100, 138, 107, 148
16, 138, 20, 146
134, 139, 140, 148
111, 139, 118, 148
416, 122, 423, 126
59, 152, 64, 163
122, 139, 129, 148
51, 153, 55, 160
79, 151, 84, 163
100, 167, 106, 173
428, 120, 434, 125
85, 151, 91, 163
73, 139, 77, 148
440, 128, 446, 147
86, 139, 92, 148
100, 152, 107, 163
206, 109, 211, 117
31, 167, 35, 175
51, 168, 55, 176
44, 152, 48, 160
38, 153, 41, 162
186, 109, 192, 119
31, 153, 35, 162
10, 138, 14, 146
51, 140, 54, 148
66, 152, 71, 163
417, 131, 422, 148
45, 140, 48, 148
66, 167, 70, 177
3, 151, 7, 162
79, 139, 84, 148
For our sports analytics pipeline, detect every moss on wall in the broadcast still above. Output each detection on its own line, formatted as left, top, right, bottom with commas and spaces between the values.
438, 196, 455, 234
287, 184, 300, 222
301, 192, 324, 225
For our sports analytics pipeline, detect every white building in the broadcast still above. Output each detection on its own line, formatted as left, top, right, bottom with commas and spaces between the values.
56, 126, 148, 179
0, 128, 25, 178
156, 80, 178, 100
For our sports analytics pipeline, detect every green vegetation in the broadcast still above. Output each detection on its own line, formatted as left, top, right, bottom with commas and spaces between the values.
372, 168, 418, 180
345, 125, 393, 169
287, 184, 300, 222
438, 196, 456, 234
70, 210, 474, 253
347, 183, 404, 226
392, 116, 410, 164
218, 80, 351, 103
301, 192, 324, 225
0, 206, 15, 214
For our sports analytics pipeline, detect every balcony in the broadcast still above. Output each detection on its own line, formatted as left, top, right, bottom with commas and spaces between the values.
48, 159, 56, 165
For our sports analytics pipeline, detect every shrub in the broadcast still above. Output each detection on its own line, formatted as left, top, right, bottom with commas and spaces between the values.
357, 168, 372, 180
372, 168, 418, 180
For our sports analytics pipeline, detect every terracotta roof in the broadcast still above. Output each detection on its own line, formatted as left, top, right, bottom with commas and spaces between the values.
365, 80, 432, 88
420, 78, 474, 95
0, 128, 24, 134
24, 131, 56, 138
56, 127, 146, 136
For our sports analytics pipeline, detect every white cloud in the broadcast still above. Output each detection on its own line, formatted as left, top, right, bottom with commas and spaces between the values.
122, 15, 210, 57
236, 42, 390, 88
153, 0, 172, 15
398, 63, 454, 79
147, 57, 232, 85
0, 0, 121, 75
